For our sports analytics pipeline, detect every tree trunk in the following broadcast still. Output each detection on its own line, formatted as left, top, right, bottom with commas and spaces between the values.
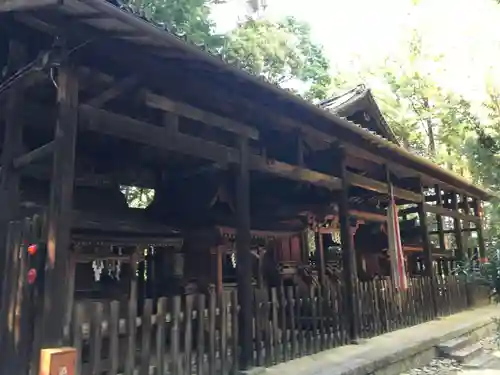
423, 97, 436, 157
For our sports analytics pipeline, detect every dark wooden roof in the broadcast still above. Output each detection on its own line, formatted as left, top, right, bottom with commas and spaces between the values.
320, 85, 399, 144
0, 0, 493, 201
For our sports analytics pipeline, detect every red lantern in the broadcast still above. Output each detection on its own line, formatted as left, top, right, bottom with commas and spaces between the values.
27, 244, 37, 256
27, 268, 37, 284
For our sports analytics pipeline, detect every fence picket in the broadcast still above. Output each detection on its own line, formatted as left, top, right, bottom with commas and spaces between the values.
156, 297, 167, 375
89, 302, 103, 375
140, 299, 153, 375
219, 292, 228, 375
230, 291, 239, 375
208, 292, 216, 375
109, 300, 120, 375
185, 295, 194, 375
286, 287, 297, 358
254, 290, 263, 366
171, 295, 181, 375
196, 294, 206, 375
270, 288, 280, 362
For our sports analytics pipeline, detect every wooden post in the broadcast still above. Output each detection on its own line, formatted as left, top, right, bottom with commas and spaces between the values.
315, 228, 326, 289
462, 195, 471, 261
216, 246, 223, 295
0, 40, 26, 374
296, 132, 304, 167
417, 182, 438, 316
451, 192, 464, 262
235, 136, 252, 369
434, 185, 446, 253
0, 40, 26, 302
64, 250, 76, 337
338, 148, 359, 342
40, 63, 79, 346
472, 199, 487, 262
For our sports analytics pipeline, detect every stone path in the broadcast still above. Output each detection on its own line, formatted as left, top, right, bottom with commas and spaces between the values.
263, 306, 499, 375
401, 337, 500, 375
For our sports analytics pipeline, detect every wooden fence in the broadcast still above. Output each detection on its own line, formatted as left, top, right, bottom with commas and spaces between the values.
70, 275, 476, 375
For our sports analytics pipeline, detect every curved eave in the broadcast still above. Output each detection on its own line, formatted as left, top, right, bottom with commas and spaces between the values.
321, 86, 400, 145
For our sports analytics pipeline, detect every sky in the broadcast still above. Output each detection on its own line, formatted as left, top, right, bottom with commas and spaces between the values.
211, 0, 500, 104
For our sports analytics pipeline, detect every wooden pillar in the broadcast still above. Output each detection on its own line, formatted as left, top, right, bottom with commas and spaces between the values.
300, 229, 310, 263
296, 131, 304, 167
437, 258, 443, 277
462, 195, 471, 261
434, 184, 446, 253
40, 63, 79, 346
417, 182, 438, 316
315, 229, 326, 289
0, 41, 26, 375
417, 186, 433, 275
215, 246, 224, 295
443, 259, 450, 276
235, 136, 252, 369
451, 192, 464, 262
472, 199, 487, 262
0, 40, 25, 302
338, 148, 359, 342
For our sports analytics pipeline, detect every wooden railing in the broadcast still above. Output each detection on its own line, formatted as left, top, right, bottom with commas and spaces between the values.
70, 275, 479, 375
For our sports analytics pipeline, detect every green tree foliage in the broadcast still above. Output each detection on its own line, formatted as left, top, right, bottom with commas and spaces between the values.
125, 0, 223, 49
222, 17, 331, 100
466, 86, 500, 246
341, 31, 478, 179
124, 0, 331, 101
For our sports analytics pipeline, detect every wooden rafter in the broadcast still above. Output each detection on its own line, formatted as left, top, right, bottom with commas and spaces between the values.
0, 0, 58, 13
423, 203, 479, 223
74, 67, 259, 140
78, 104, 342, 190
144, 91, 259, 140
86, 75, 140, 108
346, 172, 422, 203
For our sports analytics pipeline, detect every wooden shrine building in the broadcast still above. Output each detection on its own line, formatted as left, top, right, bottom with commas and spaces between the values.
0, 1, 492, 374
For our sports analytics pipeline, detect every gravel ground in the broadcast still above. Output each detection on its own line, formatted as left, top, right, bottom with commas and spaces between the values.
399, 337, 499, 375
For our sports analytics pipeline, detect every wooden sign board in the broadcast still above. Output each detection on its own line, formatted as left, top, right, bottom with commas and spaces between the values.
39, 347, 76, 375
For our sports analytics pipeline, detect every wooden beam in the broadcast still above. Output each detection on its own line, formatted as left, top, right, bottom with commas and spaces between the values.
349, 209, 386, 223
78, 105, 342, 190
0, 0, 59, 12
234, 136, 252, 369
12, 141, 55, 169
41, 63, 79, 346
145, 91, 259, 140
74, 65, 476, 198
423, 203, 479, 223
72, 66, 259, 140
429, 228, 475, 235
399, 206, 419, 217
0, 65, 45, 103
252, 158, 341, 189
346, 172, 422, 203
162, 111, 178, 134
86, 75, 139, 108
